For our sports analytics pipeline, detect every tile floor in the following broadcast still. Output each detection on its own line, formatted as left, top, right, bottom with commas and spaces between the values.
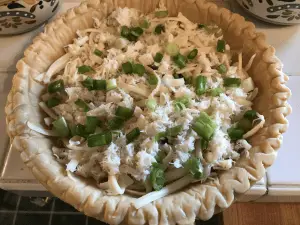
0, 189, 223, 225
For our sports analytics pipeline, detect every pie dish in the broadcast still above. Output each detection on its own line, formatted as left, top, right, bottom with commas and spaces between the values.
5, 0, 292, 224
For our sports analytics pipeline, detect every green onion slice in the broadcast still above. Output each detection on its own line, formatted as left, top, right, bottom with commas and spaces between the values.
173, 54, 186, 69
115, 106, 134, 120
106, 79, 117, 91
154, 52, 163, 63
147, 74, 158, 86
131, 27, 144, 37
198, 24, 206, 29
192, 112, 216, 140
184, 157, 203, 179
155, 10, 168, 18
166, 125, 183, 137
154, 24, 165, 35
87, 132, 112, 147
126, 127, 141, 143
48, 79, 64, 93
210, 87, 223, 97
173, 95, 190, 111
187, 49, 198, 60
121, 26, 130, 38
228, 127, 244, 141
200, 139, 208, 150
195, 75, 207, 95
85, 116, 100, 134
140, 19, 150, 29
165, 43, 179, 56
75, 99, 90, 112
78, 65, 95, 74
82, 77, 94, 90
133, 64, 145, 76
146, 98, 157, 111
217, 64, 227, 74
217, 40, 226, 53
94, 49, 103, 57
108, 117, 125, 130
244, 110, 258, 121
93, 80, 106, 90
46, 97, 61, 108
223, 78, 241, 87
150, 166, 165, 191
122, 62, 133, 74
237, 118, 253, 132
53, 116, 69, 137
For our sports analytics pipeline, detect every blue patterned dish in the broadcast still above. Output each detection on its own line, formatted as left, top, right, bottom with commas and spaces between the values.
0, 0, 60, 35
236, 0, 300, 25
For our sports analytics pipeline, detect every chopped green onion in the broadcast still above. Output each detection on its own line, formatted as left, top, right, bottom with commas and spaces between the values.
133, 64, 145, 76
154, 52, 163, 63
82, 77, 94, 90
223, 78, 241, 87
85, 116, 100, 134
173, 95, 190, 111
187, 49, 198, 60
192, 112, 216, 140
126, 127, 141, 143
146, 98, 157, 111
237, 118, 252, 132
46, 97, 61, 108
217, 40, 226, 53
200, 139, 208, 150
228, 127, 244, 141
74, 124, 88, 138
217, 64, 227, 74
106, 79, 117, 91
122, 62, 133, 74
148, 64, 159, 70
127, 34, 138, 42
87, 132, 112, 147
53, 116, 69, 137
184, 157, 202, 179
210, 87, 223, 97
75, 99, 90, 112
184, 76, 193, 85
198, 24, 206, 29
121, 26, 130, 38
48, 79, 64, 93
78, 65, 95, 74
108, 117, 124, 130
154, 24, 165, 35
140, 19, 150, 29
115, 106, 133, 120
147, 74, 158, 85
244, 110, 257, 121
155, 131, 167, 141
155, 151, 166, 163
155, 10, 168, 18
131, 27, 144, 37
173, 54, 186, 69
195, 75, 207, 95
94, 49, 103, 57
150, 166, 165, 191
93, 80, 106, 90
165, 43, 179, 56
166, 125, 183, 137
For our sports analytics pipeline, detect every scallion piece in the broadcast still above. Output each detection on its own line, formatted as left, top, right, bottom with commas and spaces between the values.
108, 117, 124, 130
195, 112, 217, 129
93, 80, 106, 90
187, 49, 198, 60
131, 27, 144, 37
184, 157, 202, 179
146, 98, 157, 111
147, 74, 158, 85
217, 64, 227, 74
127, 34, 138, 42
87, 132, 112, 147
122, 62, 133, 74
166, 125, 183, 137
121, 26, 130, 38
237, 118, 252, 132
48, 79, 64, 93
173, 54, 186, 69
82, 77, 94, 90
74, 124, 88, 138
75, 99, 90, 112
195, 75, 207, 95
173, 95, 190, 111
154, 52, 163, 63
223, 78, 241, 87
78, 65, 95, 74
46, 97, 61, 108
217, 40, 226, 53
165, 43, 179, 56
115, 106, 134, 120
192, 112, 216, 140
133, 63, 145, 76
53, 116, 69, 137
155, 131, 167, 141
94, 49, 103, 57
155, 10, 168, 18
198, 24, 206, 29
150, 166, 165, 191
244, 110, 257, 121
140, 19, 150, 29
227, 127, 244, 141
210, 87, 223, 97
154, 24, 165, 35
200, 139, 208, 150
126, 127, 141, 143
85, 116, 100, 134
106, 79, 117, 91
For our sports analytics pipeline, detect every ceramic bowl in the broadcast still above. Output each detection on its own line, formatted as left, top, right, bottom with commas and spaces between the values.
236, 0, 300, 25
0, 0, 60, 35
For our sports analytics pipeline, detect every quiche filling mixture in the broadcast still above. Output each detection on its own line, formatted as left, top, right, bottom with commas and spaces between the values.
30, 6, 265, 208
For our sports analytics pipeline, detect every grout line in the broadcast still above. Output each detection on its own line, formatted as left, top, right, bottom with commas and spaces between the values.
11, 195, 21, 225
48, 198, 55, 225
85, 215, 89, 225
